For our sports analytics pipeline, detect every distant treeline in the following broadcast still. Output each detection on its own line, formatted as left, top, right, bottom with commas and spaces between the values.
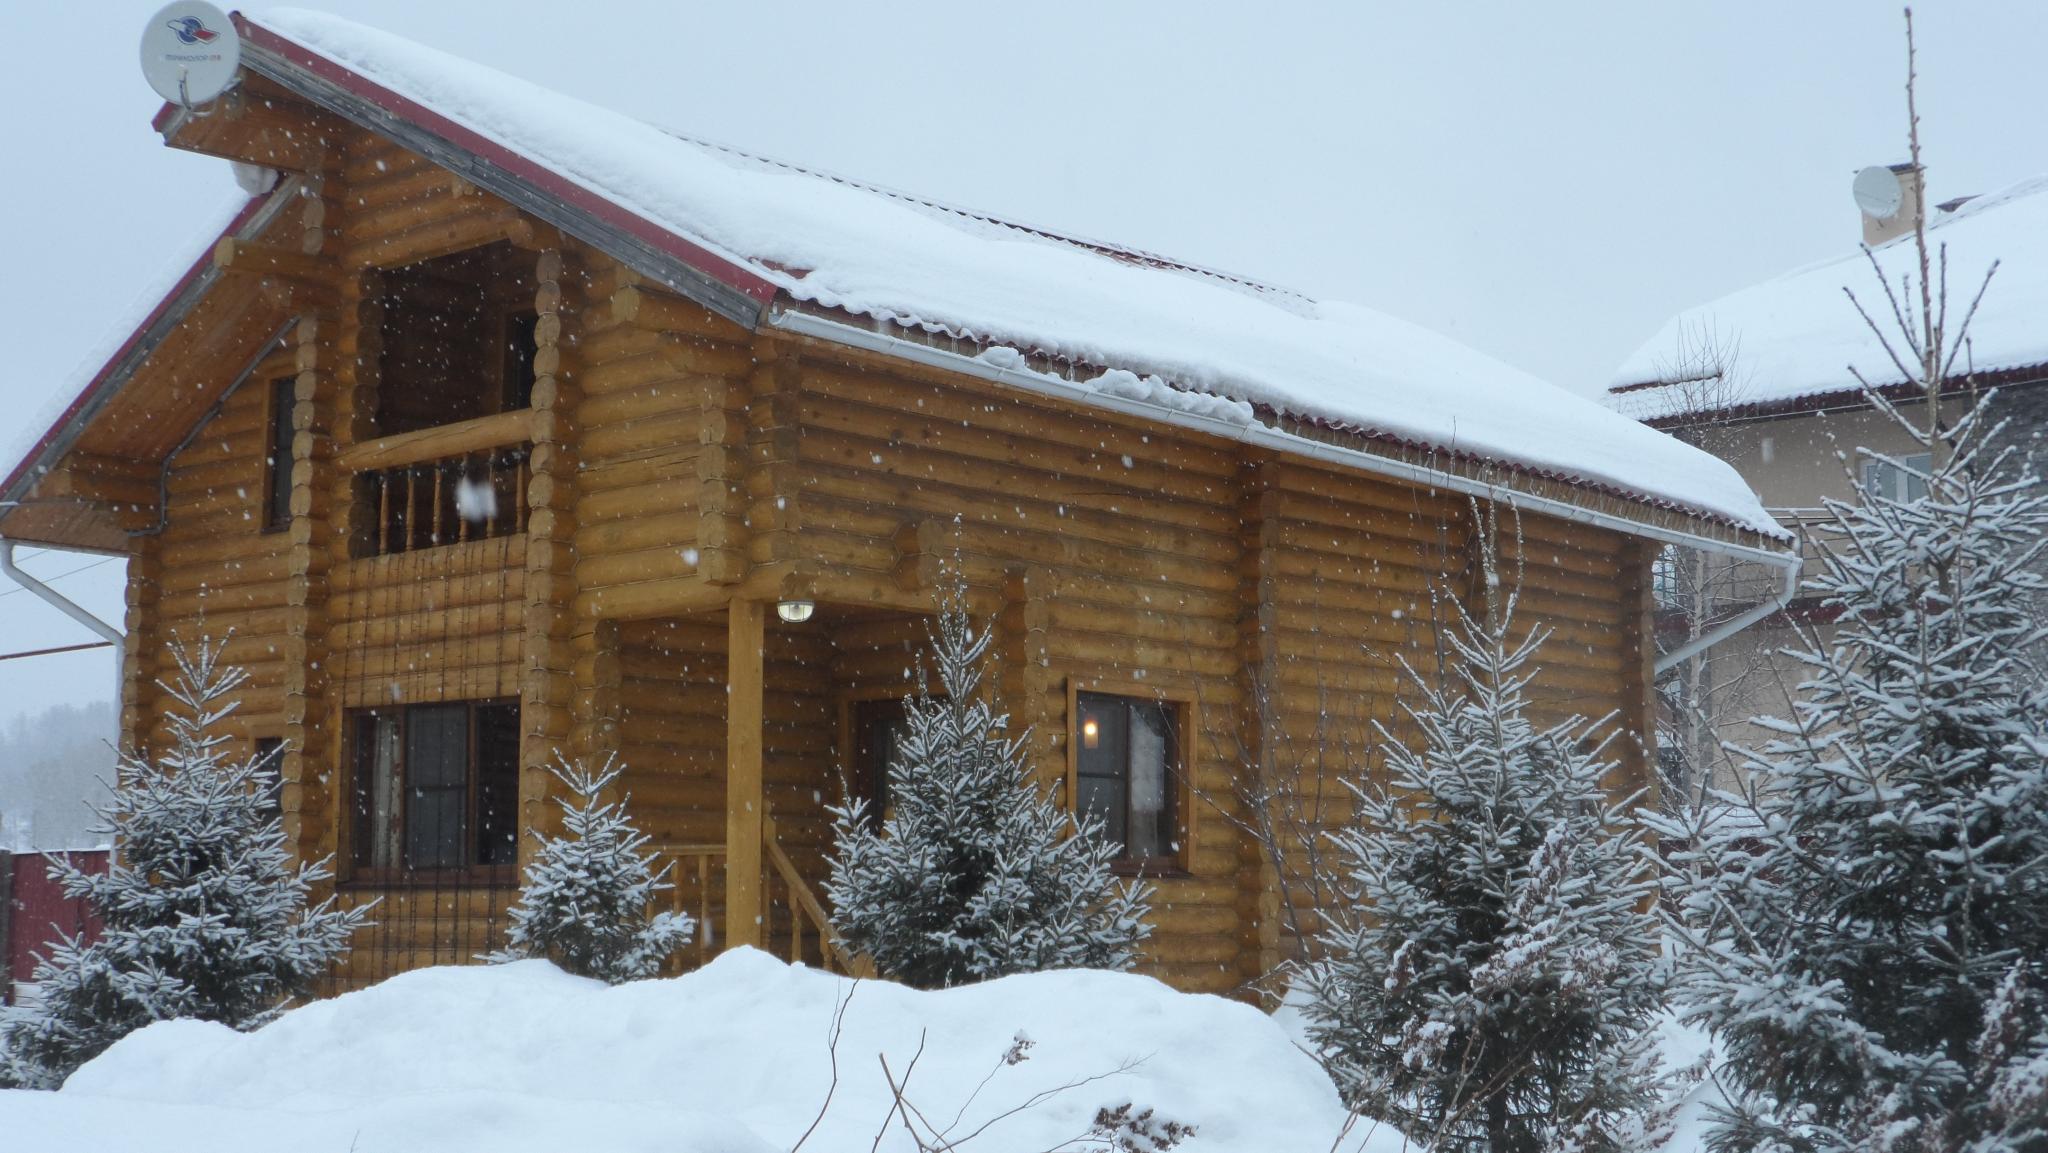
0, 700, 115, 852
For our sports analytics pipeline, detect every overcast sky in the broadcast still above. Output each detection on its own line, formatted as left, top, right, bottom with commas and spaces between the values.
2, 1, 2045, 728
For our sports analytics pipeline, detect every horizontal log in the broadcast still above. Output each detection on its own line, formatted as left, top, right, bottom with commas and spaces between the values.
338, 410, 533, 472
214, 238, 334, 283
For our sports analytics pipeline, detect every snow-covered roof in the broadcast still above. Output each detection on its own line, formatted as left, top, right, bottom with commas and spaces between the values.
1609, 175, 2048, 423
212, 8, 1771, 539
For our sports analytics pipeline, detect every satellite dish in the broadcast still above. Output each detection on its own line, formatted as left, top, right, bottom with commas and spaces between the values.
140, 2, 241, 107
1853, 165, 1904, 221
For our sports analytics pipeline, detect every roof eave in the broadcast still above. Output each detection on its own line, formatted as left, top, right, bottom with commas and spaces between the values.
231, 12, 781, 332
1616, 362, 2048, 429
0, 185, 298, 539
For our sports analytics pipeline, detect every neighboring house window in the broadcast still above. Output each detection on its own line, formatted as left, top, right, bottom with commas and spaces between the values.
1862, 453, 1933, 502
1074, 691, 1182, 868
263, 377, 294, 532
253, 736, 286, 824
349, 700, 521, 875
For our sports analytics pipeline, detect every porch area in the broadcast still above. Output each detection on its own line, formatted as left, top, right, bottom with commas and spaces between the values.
324, 599, 927, 989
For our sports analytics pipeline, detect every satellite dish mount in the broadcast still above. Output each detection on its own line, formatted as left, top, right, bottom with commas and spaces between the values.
140, 2, 243, 110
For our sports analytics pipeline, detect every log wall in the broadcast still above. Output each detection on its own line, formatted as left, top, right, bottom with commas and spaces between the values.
112, 121, 1659, 1000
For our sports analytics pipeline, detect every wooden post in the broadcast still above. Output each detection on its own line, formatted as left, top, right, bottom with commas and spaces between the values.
724, 598, 766, 950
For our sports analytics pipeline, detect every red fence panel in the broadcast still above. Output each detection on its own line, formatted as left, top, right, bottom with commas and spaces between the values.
2, 849, 108, 1004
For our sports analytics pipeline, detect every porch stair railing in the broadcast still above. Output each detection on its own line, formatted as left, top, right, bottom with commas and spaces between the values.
648, 815, 874, 978
761, 813, 874, 977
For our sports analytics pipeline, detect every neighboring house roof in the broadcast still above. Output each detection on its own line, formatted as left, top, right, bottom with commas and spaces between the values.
2, 8, 1784, 546
1609, 174, 2048, 425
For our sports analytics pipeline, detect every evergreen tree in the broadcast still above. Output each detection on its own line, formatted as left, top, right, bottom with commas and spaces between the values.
0, 637, 369, 1089
1301, 589, 1667, 1153
1660, 400, 2048, 1153
488, 755, 692, 983
824, 578, 1152, 989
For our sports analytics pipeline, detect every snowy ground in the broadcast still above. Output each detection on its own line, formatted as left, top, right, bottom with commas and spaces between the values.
1, 949, 1403, 1153
1, 948, 1726, 1153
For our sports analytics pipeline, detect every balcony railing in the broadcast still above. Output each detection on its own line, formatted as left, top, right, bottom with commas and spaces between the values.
338, 411, 532, 558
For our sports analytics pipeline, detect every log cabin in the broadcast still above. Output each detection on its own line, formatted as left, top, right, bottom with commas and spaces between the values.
0, 11, 1790, 998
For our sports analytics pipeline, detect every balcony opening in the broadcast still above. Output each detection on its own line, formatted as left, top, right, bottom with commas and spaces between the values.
375, 241, 537, 437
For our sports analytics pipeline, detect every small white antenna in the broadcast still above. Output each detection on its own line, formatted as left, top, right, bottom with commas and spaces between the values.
1852, 165, 1904, 221
140, 3, 242, 108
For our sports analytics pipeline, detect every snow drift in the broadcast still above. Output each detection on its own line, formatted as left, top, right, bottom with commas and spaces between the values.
1, 948, 1392, 1153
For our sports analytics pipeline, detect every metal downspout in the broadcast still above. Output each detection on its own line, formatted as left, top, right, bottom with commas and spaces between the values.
1651, 538, 1803, 675
0, 539, 126, 708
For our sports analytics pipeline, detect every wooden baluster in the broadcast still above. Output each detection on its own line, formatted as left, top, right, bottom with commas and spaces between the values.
516, 452, 530, 535
404, 466, 419, 554
456, 455, 471, 545
376, 471, 391, 557
789, 876, 801, 963
700, 854, 713, 967
481, 454, 496, 541
430, 462, 445, 546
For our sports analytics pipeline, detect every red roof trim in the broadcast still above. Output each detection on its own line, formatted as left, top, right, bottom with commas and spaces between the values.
0, 191, 279, 505
1634, 364, 2048, 430
232, 15, 778, 310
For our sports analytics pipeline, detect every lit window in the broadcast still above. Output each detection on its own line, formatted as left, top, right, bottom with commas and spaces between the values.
1075, 692, 1181, 867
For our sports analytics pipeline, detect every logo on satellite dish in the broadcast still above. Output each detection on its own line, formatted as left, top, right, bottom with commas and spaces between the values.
164, 15, 221, 45
140, 3, 242, 106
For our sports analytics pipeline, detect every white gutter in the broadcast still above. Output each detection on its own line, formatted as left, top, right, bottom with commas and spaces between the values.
767, 307, 1802, 570
0, 539, 126, 707
768, 308, 1803, 675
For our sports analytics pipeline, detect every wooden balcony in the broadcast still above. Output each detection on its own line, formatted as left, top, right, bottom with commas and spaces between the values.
339, 410, 533, 558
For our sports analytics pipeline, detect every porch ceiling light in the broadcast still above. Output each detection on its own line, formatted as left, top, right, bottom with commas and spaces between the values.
776, 599, 816, 624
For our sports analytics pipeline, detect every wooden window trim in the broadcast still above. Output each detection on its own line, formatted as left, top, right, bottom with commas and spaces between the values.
1065, 678, 1196, 879
340, 697, 519, 887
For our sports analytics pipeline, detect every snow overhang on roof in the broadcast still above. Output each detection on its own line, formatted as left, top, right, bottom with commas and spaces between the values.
4, 7, 1791, 556
1608, 174, 2048, 425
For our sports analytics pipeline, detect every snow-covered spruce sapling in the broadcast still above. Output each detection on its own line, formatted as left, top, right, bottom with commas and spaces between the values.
1657, 394, 2048, 1153
488, 755, 693, 983
1656, 17, 2048, 1151
1301, 586, 1668, 1153
824, 576, 1152, 989
0, 637, 370, 1089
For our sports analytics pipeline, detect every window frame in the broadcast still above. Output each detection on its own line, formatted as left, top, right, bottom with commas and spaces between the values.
1861, 452, 1934, 503
343, 697, 521, 887
1065, 679, 1195, 877
261, 376, 295, 534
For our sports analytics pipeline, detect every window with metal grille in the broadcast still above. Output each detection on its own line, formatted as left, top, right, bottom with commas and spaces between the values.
348, 700, 521, 879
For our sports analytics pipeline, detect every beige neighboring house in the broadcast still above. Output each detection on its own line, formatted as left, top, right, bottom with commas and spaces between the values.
1607, 162, 2048, 798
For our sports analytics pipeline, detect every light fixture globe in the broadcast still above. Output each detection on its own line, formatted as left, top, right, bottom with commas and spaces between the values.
776, 599, 816, 624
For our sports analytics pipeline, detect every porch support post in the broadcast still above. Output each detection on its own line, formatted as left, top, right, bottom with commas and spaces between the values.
725, 598, 766, 950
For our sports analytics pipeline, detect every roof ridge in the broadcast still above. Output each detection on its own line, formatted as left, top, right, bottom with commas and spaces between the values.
660, 127, 1319, 307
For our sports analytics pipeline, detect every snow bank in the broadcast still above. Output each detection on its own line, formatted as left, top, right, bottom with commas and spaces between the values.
3, 949, 1390, 1153
1610, 175, 2048, 419
240, 9, 1775, 537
